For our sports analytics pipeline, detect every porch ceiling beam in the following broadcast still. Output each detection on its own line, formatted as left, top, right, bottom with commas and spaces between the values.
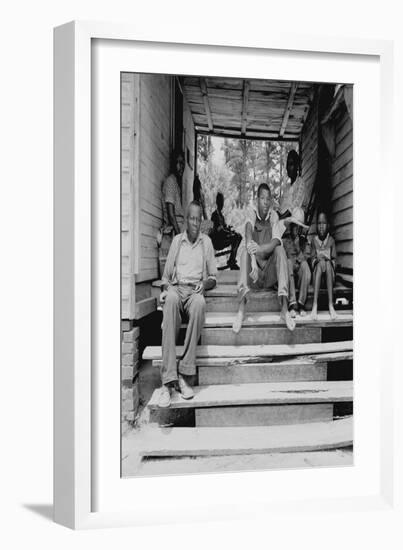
200, 78, 214, 132
279, 82, 298, 138
196, 127, 300, 143
241, 80, 250, 135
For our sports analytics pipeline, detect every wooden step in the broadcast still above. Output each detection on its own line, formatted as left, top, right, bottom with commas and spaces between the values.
147, 380, 352, 410
124, 448, 353, 476
151, 350, 353, 368
203, 311, 353, 328
216, 270, 239, 284
201, 326, 321, 346
195, 404, 334, 427
138, 416, 353, 457
206, 284, 353, 298
142, 340, 353, 362
205, 285, 353, 313
198, 360, 327, 385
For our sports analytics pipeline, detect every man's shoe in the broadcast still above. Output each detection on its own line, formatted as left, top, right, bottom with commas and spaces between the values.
178, 375, 194, 400
158, 384, 171, 408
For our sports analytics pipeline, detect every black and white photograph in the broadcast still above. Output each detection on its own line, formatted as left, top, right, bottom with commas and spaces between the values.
120, 72, 353, 477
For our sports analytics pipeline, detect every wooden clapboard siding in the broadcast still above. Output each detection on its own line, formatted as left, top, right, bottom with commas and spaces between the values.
121, 73, 138, 319
330, 104, 353, 283
136, 74, 172, 284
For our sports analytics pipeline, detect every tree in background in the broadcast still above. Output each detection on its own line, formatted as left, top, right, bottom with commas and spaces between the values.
196, 134, 298, 234
197, 134, 214, 163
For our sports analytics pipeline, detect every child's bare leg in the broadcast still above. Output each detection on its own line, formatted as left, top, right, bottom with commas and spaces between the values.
233, 248, 248, 333
280, 295, 295, 331
232, 299, 245, 334
250, 254, 258, 283
311, 263, 323, 320
326, 262, 337, 319
288, 259, 297, 318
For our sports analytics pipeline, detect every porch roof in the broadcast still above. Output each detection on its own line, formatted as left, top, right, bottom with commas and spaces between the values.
181, 76, 316, 141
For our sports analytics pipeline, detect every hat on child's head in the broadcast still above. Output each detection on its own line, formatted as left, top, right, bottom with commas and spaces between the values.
288, 207, 309, 229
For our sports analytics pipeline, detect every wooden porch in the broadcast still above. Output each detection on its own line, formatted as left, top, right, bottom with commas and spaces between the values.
120, 73, 353, 472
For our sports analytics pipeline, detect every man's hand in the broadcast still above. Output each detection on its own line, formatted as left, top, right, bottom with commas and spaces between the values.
194, 281, 204, 294
247, 240, 259, 255
317, 251, 330, 261
160, 290, 168, 305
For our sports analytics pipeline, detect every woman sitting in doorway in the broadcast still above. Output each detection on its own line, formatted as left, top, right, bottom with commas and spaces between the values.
279, 149, 307, 219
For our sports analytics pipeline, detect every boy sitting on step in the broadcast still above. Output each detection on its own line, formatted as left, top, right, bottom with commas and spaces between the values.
310, 211, 338, 320
282, 207, 311, 318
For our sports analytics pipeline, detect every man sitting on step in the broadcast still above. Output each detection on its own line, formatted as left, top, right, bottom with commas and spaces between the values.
232, 183, 295, 334
158, 201, 217, 408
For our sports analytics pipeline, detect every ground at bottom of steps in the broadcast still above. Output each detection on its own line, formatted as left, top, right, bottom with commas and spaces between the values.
122, 447, 353, 477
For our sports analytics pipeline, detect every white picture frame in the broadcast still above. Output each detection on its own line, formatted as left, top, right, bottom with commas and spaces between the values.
54, 20, 398, 530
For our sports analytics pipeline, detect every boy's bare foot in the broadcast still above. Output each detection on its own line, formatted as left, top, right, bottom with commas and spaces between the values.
311, 305, 318, 321
281, 309, 296, 331
329, 304, 338, 320
232, 310, 244, 333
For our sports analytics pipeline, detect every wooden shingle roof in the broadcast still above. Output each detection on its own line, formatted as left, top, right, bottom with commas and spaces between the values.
181, 76, 316, 141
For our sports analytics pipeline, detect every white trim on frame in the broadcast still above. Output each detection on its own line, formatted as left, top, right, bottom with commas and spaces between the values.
54, 20, 396, 530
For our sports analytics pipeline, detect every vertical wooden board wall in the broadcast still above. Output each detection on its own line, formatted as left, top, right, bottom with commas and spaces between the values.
300, 91, 319, 237
121, 73, 137, 319
137, 74, 172, 284
330, 104, 353, 281
181, 97, 196, 210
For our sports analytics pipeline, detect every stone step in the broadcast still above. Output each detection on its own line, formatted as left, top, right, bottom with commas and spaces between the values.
201, 326, 321, 346
138, 416, 353, 457
147, 380, 352, 410
195, 403, 334, 427
124, 448, 353, 476
142, 339, 353, 362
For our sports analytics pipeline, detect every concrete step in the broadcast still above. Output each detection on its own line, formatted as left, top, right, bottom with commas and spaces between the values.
123, 448, 353, 476
142, 339, 353, 362
138, 416, 353, 457
147, 380, 352, 411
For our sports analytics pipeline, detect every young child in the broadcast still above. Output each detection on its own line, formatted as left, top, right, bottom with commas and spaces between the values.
283, 215, 311, 318
310, 211, 337, 320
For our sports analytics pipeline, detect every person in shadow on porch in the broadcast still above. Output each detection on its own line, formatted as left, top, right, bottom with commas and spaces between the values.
157, 150, 185, 277
192, 174, 208, 220
158, 201, 217, 408
210, 192, 242, 270
279, 149, 307, 218
232, 183, 296, 334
